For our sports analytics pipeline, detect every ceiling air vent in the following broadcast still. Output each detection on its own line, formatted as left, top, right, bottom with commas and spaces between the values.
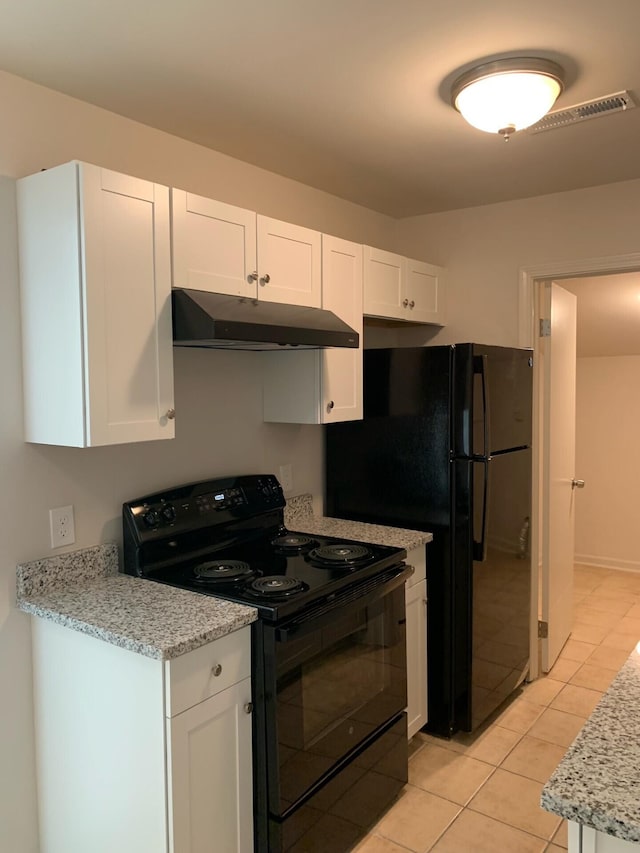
527, 90, 636, 134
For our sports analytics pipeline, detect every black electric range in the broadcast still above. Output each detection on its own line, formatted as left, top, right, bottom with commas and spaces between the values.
122, 473, 407, 621
122, 474, 410, 853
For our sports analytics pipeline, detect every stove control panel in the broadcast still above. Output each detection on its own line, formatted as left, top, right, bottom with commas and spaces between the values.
196, 487, 246, 514
123, 474, 286, 541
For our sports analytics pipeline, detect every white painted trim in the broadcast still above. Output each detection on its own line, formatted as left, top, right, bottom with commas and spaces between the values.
518, 251, 640, 681
575, 555, 640, 574
518, 253, 640, 349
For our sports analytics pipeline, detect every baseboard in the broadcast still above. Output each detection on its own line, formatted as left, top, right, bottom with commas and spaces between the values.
575, 554, 640, 573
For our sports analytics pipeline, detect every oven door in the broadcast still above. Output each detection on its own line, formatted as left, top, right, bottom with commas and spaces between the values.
256, 564, 411, 818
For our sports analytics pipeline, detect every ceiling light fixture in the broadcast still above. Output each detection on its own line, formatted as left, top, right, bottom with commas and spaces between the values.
451, 57, 565, 141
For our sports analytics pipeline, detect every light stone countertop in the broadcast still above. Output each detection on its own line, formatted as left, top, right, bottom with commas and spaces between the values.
16, 543, 257, 660
16, 499, 430, 662
541, 644, 640, 843
284, 493, 433, 553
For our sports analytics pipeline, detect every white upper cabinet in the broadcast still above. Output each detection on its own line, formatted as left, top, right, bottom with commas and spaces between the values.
405, 257, 446, 324
171, 191, 258, 298
255, 215, 321, 307
171, 189, 321, 308
18, 162, 175, 447
362, 246, 404, 319
262, 235, 363, 424
363, 246, 446, 325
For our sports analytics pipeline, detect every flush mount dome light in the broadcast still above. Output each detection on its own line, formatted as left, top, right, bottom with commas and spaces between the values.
451, 57, 565, 140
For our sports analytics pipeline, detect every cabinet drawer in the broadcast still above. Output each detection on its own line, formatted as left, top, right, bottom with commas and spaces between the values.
165, 626, 251, 717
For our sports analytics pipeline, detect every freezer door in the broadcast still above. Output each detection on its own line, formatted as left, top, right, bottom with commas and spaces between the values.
464, 345, 533, 456
471, 448, 532, 730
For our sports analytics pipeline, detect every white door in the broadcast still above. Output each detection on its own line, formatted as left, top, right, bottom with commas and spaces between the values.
256, 215, 321, 307
541, 281, 578, 671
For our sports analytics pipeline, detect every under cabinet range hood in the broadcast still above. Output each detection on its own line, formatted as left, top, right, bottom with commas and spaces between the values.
172, 288, 359, 350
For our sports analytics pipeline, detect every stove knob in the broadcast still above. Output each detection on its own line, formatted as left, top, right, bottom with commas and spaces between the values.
161, 504, 176, 523
142, 510, 160, 528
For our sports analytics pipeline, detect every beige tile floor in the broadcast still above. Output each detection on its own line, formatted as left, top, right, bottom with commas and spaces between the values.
353, 564, 640, 853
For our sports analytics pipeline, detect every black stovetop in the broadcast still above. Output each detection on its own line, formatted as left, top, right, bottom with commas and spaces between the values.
142, 527, 406, 621
122, 474, 406, 622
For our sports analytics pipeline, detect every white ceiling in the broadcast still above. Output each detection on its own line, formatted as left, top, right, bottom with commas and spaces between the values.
560, 273, 640, 358
1, 0, 640, 217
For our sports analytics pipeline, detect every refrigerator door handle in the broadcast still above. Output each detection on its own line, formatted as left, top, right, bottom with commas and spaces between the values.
473, 457, 490, 562
473, 354, 491, 458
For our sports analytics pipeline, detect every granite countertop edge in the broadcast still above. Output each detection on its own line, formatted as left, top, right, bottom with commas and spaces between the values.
284, 494, 433, 552
16, 501, 432, 662
540, 648, 640, 843
16, 544, 258, 661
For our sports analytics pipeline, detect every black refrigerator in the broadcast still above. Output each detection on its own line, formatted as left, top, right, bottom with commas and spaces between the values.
325, 344, 533, 736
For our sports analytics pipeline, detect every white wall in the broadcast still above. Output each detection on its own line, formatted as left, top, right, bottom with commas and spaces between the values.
395, 180, 640, 348
0, 70, 397, 853
574, 356, 640, 572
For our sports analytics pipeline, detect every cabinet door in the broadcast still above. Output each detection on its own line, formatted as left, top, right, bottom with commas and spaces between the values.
405, 258, 446, 325
171, 190, 258, 298
261, 235, 362, 424
320, 235, 363, 422
363, 245, 405, 320
18, 161, 175, 447
82, 165, 175, 445
406, 579, 428, 739
168, 678, 253, 853
256, 215, 321, 307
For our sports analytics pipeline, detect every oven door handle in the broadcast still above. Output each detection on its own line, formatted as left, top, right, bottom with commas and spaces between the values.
275, 563, 413, 642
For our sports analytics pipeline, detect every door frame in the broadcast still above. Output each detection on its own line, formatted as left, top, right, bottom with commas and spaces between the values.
518, 252, 640, 679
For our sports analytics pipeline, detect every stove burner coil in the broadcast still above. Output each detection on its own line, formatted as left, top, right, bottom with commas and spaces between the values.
271, 533, 318, 554
248, 576, 306, 597
308, 543, 372, 567
193, 559, 254, 584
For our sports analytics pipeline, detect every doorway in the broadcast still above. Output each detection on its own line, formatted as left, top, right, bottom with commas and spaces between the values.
518, 254, 640, 678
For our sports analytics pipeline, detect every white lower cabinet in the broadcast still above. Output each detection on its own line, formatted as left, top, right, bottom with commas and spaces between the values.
569, 822, 640, 852
168, 679, 253, 853
31, 618, 253, 853
405, 546, 428, 739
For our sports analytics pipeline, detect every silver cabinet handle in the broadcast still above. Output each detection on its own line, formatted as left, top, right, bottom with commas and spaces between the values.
248, 271, 258, 282
211, 663, 222, 677
166, 408, 176, 420
260, 273, 271, 285
402, 298, 409, 307
327, 400, 335, 412
244, 702, 253, 714
409, 300, 415, 308
572, 479, 585, 489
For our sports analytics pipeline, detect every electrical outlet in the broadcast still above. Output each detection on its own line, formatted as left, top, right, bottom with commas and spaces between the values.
279, 464, 294, 494
49, 505, 76, 548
